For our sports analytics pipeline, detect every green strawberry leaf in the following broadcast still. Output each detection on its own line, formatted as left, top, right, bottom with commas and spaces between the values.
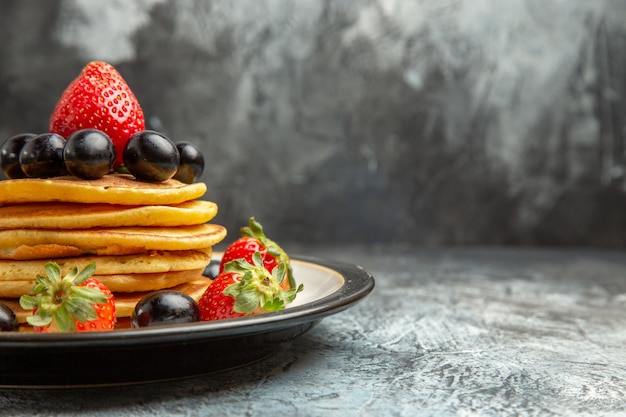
45, 262, 61, 282
26, 311, 52, 327
73, 263, 97, 285
65, 297, 99, 322
18, 294, 39, 311
53, 308, 76, 332
70, 286, 109, 304
261, 297, 285, 312
232, 290, 261, 314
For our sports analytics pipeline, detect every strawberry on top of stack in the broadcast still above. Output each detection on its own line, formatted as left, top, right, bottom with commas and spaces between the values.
0, 61, 302, 333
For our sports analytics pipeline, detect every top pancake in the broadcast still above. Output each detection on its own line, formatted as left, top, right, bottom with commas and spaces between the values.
0, 174, 206, 205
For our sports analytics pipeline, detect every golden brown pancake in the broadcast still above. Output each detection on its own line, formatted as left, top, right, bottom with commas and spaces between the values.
0, 224, 227, 260
2, 278, 213, 324
0, 268, 205, 298
0, 200, 218, 229
99, 268, 205, 293
0, 174, 206, 205
0, 249, 212, 280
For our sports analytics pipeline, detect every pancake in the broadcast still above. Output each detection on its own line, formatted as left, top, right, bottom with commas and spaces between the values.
2, 278, 213, 324
0, 200, 218, 229
0, 268, 205, 298
99, 268, 205, 293
0, 174, 206, 205
0, 249, 212, 280
0, 224, 227, 260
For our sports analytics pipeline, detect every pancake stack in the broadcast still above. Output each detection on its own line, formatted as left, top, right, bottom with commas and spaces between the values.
0, 174, 226, 324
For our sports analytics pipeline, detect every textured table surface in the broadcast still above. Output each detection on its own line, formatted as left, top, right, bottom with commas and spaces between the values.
1, 245, 625, 416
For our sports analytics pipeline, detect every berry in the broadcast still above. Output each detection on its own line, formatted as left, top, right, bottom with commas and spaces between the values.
0, 133, 35, 179
0, 302, 18, 331
221, 236, 277, 275
198, 272, 245, 321
131, 290, 199, 328
19, 262, 116, 333
123, 130, 180, 182
173, 142, 204, 184
49, 61, 145, 168
220, 217, 296, 291
63, 129, 116, 179
204, 260, 220, 279
19, 133, 68, 178
198, 252, 302, 321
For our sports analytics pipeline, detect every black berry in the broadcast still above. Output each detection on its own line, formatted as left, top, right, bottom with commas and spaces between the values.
0, 133, 36, 179
173, 142, 204, 184
63, 129, 116, 179
19, 133, 68, 178
131, 290, 200, 328
123, 130, 180, 182
0, 303, 18, 331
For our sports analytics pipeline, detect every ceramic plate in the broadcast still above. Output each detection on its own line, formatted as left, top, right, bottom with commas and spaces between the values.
0, 255, 375, 388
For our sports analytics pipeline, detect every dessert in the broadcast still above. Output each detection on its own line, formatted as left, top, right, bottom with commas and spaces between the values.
0, 61, 301, 332
0, 176, 225, 325
0, 61, 225, 330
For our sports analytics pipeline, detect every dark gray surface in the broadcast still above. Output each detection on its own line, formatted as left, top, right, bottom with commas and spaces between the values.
2, 1, 626, 246
0, 246, 624, 416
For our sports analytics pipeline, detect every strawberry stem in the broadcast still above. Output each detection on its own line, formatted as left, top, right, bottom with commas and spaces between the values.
19, 262, 109, 332
223, 252, 302, 314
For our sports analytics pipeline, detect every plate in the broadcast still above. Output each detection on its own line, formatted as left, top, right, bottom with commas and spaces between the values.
0, 255, 375, 388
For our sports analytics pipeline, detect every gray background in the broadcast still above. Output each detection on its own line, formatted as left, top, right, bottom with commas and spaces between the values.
1, 0, 626, 247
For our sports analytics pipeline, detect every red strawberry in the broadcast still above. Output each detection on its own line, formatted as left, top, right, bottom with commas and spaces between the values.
220, 217, 296, 291
49, 61, 145, 168
221, 236, 276, 272
199, 252, 303, 321
19, 262, 116, 332
197, 272, 245, 321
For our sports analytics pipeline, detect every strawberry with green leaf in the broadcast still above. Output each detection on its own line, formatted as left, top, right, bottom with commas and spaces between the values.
220, 217, 296, 291
199, 252, 303, 321
19, 262, 116, 332
49, 61, 145, 168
